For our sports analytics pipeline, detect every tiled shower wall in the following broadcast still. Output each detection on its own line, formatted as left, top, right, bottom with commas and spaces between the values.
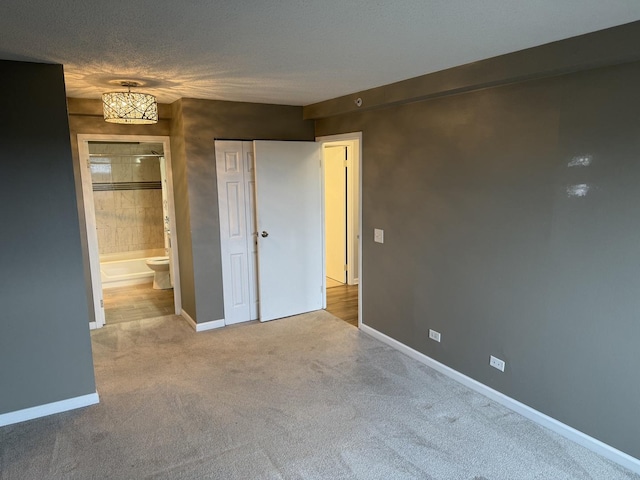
89, 143, 164, 255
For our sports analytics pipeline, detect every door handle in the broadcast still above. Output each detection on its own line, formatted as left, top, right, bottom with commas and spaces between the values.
261, 231, 269, 238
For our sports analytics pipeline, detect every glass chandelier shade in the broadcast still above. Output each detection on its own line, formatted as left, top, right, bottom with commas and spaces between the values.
102, 83, 158, 124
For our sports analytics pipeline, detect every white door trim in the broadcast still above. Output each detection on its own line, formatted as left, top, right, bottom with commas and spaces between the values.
317, 132, 363, 328
76, 134, 182, 328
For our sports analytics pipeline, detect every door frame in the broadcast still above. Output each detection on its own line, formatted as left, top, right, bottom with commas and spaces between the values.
317, 132, 362, 328
77, 134, 182, 329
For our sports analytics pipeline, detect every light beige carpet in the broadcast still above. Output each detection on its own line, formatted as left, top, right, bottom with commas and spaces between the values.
0, 311, 637, 479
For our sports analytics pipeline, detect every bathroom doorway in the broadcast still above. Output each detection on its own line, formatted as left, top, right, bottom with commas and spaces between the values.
77, 135, 181, 328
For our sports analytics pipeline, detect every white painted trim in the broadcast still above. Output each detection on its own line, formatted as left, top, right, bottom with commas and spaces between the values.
360, 324, 640, 475
181, 309, 197, 329
89, 321, 98, 330
181, 309, 225, 332
195, 320, 226, 332
0, 392, 99, 427
77, 137, 105, 328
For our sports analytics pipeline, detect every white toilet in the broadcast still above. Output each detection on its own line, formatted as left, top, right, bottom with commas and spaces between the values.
146, 256, 172, 290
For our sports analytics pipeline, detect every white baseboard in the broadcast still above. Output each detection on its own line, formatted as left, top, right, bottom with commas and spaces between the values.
360, 324, 640, 475
89, 322, 98, 330
0, 392, 100, 427
181, 309, 225, 332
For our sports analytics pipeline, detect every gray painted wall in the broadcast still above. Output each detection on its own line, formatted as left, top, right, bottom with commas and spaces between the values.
0, 61, 96, 413
173, 99, 315, 323
315, 61, 640, 458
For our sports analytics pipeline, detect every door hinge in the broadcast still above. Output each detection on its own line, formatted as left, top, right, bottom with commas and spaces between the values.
343, 160, 348, 167
344, 264, 348, 271
86, 159, 91, 169
100, 299, 104, 308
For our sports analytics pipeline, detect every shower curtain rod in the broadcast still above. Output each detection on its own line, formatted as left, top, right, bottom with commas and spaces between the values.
88, 153, 163, 158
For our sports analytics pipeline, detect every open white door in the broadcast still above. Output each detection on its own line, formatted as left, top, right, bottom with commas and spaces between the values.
324, 146, 347, 283
254, 141, 323, 322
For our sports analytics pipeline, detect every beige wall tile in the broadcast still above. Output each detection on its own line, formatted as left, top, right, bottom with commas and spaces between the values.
90, 163, 112, 183
115, 191, 136, 209
97, 227, 115, 255
115, 208, 136, 229
116, 227, 135, 249
141, 159, 161, 181
95, 209, 115, 229
93, 191, 115, 211
151, 189, 163, 205
112, 163, 131, 182
131, 163, 144, 182
135, 190, 149, 206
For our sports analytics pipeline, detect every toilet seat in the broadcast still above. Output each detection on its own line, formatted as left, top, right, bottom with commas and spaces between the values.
146, 256, 169, 266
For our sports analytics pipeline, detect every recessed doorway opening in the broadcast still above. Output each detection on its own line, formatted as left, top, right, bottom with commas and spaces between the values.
320, 134, 361, 328
77, 135, 181, 329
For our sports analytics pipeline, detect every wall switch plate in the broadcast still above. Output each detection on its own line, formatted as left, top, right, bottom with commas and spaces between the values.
374, 228, 384, 243
490, 355, 506, 372
429, 329, 441, 342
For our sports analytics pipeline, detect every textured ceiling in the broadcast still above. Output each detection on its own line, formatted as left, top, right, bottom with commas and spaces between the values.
2, 1, 640, 106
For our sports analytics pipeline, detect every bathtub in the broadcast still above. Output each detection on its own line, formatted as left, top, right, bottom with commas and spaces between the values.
100, 250, 164, 289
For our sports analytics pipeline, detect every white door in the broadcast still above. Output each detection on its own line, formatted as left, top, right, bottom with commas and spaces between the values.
215, 141, 259, 325
324, 146, 347, 283
254, 140, 324, 322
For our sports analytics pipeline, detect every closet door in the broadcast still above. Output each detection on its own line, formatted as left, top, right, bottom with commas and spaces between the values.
254, 141, 323, 322
215, 141, 258, 325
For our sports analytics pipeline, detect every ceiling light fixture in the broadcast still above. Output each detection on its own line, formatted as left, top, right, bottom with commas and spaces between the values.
102, 81, 158, 124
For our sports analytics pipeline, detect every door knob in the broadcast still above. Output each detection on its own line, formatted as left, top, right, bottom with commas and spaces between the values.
261, 231, 269, 238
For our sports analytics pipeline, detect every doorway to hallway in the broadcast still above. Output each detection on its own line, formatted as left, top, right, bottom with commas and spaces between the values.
321, 134, 361, 327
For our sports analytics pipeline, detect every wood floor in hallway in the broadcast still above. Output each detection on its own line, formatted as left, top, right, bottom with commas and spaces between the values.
325, 283, 358, 327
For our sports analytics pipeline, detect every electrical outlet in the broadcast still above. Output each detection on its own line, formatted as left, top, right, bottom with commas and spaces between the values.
489, 355, 505, 372
374, 228, 384, 244
428, 329, 441, 342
